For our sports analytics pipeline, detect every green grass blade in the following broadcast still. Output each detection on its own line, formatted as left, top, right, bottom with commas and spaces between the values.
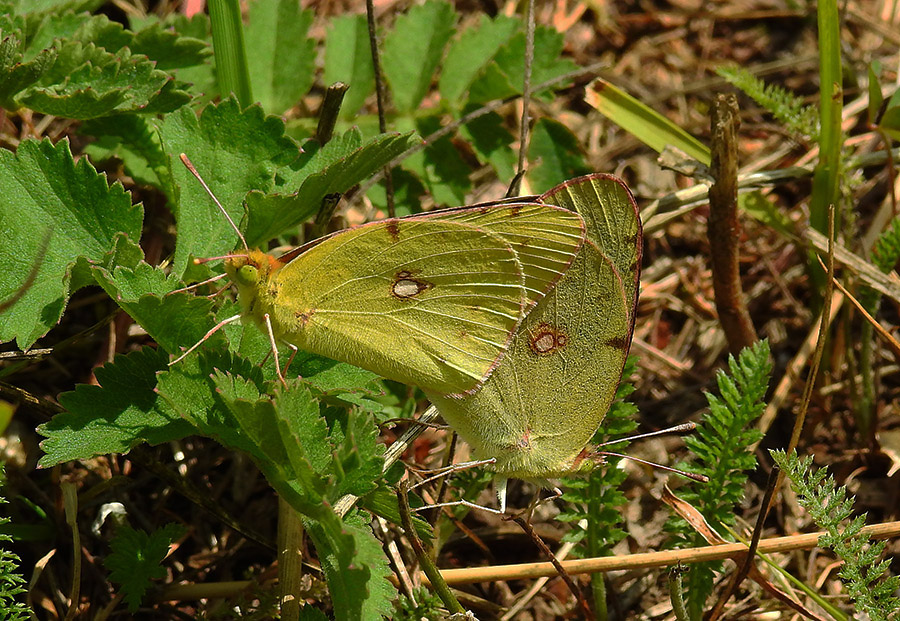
809, 0, 842, 235
208, 0, 252, 107
586, 77, 710, 165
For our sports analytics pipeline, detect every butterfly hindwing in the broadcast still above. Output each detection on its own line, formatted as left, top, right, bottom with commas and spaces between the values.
426, 174, 641, 480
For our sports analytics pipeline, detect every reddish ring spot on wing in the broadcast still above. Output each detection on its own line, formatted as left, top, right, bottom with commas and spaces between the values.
391, 270, 432, 299
528, 322, 568, 355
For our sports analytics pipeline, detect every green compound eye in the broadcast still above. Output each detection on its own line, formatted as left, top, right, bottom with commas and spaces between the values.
237, 264, 258, 285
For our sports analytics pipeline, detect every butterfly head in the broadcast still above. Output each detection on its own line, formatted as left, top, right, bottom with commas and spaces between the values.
223, 249, 283, 314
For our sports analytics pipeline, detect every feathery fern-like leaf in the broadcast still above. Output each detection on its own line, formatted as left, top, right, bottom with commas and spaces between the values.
771, 450, 900, 620
0, 465, 29, 621
667, 339, 772, 618
718, 66, 819, 140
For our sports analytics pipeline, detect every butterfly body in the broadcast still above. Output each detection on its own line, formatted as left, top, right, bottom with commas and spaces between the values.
425, 175, 641, 485
223, 203, 586, 396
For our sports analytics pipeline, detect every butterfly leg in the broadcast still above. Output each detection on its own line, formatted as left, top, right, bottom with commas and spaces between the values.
282, 344, 299, 378
262, 313, 287, 387
169, 314, 241, 366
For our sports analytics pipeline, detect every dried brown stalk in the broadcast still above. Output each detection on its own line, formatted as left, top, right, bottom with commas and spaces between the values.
708, 94, 758, 354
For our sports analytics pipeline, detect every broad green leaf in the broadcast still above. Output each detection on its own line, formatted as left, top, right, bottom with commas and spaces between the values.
365, 168, 425, 216
0, 32, 57, 110
25, 11, 93, 54
105, 524, 185, 612
243, 130, 419, 246
91, 262, 216, 355
11, 0, 101, 15
402, 116, 470, 205
273, 384, 333, 475
466, 26, 576, 104
306, 513, 396, 621
438, 13, 518, 105
145, 13, 216, 101
81, 115, 169, 191
37, 348, 193, 467
527, 118, 590, 192
382, 0, 456, 113
323, 15, 374, 119
298, 606, 329, 620
157, 98, 297, 272
586, 77, 711, 165
213, 373, 329, 514
245, 0, 314, 114
130, 21, 210, 71
491, 26, 577, 98
465, 60, 517, 104
16, 35, 190, 118
331, 409, 383, 499
459, 108, 516, 181
0, 138, 141, 347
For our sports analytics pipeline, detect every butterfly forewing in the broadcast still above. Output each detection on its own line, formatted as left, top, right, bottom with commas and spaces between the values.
265, 217, 529, 396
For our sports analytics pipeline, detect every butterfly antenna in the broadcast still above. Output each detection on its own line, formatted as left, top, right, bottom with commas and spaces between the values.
599, 451, 709, 483
179, 153, 249, 252
166, 272, 228, 296
597, 422, 697, 448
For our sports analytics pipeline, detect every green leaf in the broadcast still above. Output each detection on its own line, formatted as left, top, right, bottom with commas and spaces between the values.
157, 98, 298, 272
0, 138, 142, 347
331, 409, 383, 499
161, 350, 264, 427
91, 260, 216, 355
306, 513, 395, 621
492, 26, 577, 98
213, 374, 329, 514
465, 60, 517, 104
382, 0, 456, 114
245, 0, 314, 114
145, 13, 216, 101
809, 0, 843, 237
879, 105, 900, 142
243, 130, 419, 246
0, 32, 58, 110
586, 77, 711, 166
466, 26, 577, 104
19, 38, 188, 118
130, 21, 210, 71
81, 114, 169, 191
323, 15, 374, 119
438, 14, 518, 105
12, 0, 102, 16
37, 347, 194, 467
738, 190, 795, 238
402, 116, 469, 205
105, 523, 185, 612
298, 606, 329, 621
527, 118, 590, 192
459, 108, 516, 181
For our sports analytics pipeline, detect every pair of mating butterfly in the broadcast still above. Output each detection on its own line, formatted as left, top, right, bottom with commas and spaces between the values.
176, 161, 642, 511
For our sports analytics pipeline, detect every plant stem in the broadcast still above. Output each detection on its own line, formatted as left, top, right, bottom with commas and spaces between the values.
708, 94, 757, 354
